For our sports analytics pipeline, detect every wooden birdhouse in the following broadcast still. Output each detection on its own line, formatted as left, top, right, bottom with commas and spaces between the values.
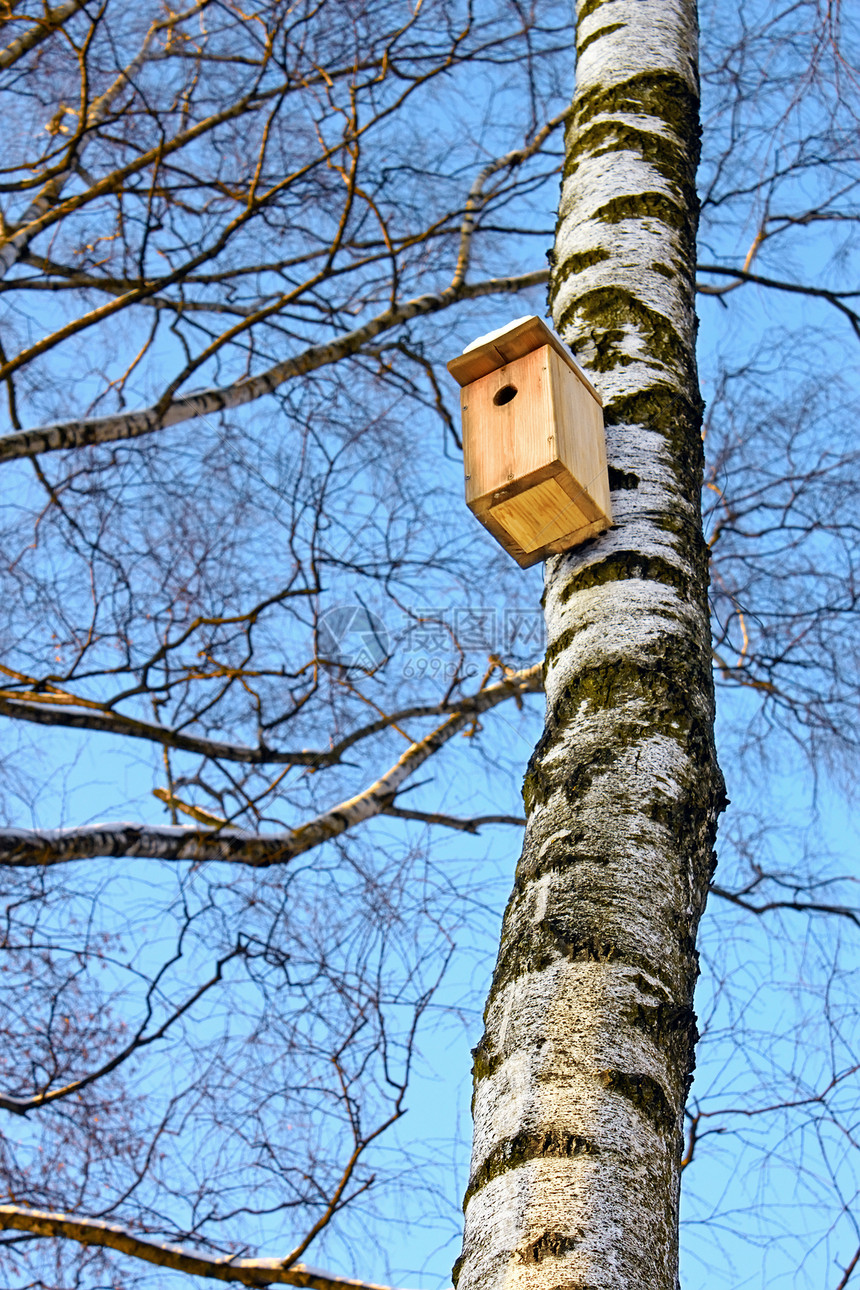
447, 315, 611, 568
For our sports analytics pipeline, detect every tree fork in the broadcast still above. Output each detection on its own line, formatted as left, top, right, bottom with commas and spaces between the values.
455, 2, 725, 1287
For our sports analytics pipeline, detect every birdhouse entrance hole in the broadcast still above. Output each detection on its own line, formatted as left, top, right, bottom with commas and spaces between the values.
447, 316, 612, 568
493, 384, 518, 406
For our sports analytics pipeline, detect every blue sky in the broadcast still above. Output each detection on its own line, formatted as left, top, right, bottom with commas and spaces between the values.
2, 1, 859, 1286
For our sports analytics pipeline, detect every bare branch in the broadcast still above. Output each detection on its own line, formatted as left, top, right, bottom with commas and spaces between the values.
836, 1247, 860, 1290
0, 0, 87, 71
710, 883, 860, 929
449, 110, 566, 290
0, 271, 549, 462
0, 665, 543, 765
0, 665, 542, 867
697, 263, 860, 336
382, 806, 526, 833
0, 1205, 411, 1290
0, 2, 216, 276
0, 945, 243, 1115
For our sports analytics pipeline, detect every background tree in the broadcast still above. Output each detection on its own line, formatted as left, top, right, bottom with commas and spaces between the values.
0, 1, 858, 1288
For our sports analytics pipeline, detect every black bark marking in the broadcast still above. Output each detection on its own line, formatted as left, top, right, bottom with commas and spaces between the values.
607, 466, 639, 490
517, 1231, 584, 1263
463, 1128, 599, 1209
599, 1068, 676, 1134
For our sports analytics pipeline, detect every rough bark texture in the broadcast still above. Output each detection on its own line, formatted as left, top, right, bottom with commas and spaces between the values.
455, 2, 725, 1288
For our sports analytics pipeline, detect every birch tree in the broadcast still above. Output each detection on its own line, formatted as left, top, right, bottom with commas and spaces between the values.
455, 3, 725, 1288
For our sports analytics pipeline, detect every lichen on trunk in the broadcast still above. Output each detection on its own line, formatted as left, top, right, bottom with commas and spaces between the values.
455, 2, 725, 1287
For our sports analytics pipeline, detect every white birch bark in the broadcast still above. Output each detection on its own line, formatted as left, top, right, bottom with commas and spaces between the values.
456, 3, 725, 1288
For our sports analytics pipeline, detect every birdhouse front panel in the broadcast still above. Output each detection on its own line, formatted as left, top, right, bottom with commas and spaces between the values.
448, 317, 612, 568
461, 346, 555, 502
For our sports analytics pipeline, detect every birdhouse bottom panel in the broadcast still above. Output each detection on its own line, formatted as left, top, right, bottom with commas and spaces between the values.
490, 476, 591, 553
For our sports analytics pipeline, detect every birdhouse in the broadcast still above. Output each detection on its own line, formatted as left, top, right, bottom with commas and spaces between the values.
447, 316, 611, 568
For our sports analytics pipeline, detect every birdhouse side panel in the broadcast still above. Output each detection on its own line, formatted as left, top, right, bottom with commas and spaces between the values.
546, 347, 612, 525
462, 346, 556, 506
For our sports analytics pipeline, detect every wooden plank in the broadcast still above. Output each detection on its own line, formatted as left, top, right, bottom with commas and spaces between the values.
468, 484, 610, 568
491, 476, 590, 553
447, 315, 602, 406
547, 347, 612, 525
541, 515, 610, 556
467, 459, 567, 518
462, 347, 555, 505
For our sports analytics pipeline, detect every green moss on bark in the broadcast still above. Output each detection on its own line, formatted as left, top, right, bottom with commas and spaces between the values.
562, 118, 696, 194
593, 191, 690, 235
576, 20, 625, 58
572, 70, 700, 145
551, 246, 612, 287
471, 1035, 503, 1084
556, 286, 690, 378
577, 0, 620, 23
555, 551, 695, 606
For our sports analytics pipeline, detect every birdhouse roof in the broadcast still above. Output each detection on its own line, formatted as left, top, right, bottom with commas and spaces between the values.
446, 315, 602, 407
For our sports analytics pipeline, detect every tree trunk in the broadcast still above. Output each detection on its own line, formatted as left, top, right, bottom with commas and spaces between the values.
455, 2, 725, 1287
